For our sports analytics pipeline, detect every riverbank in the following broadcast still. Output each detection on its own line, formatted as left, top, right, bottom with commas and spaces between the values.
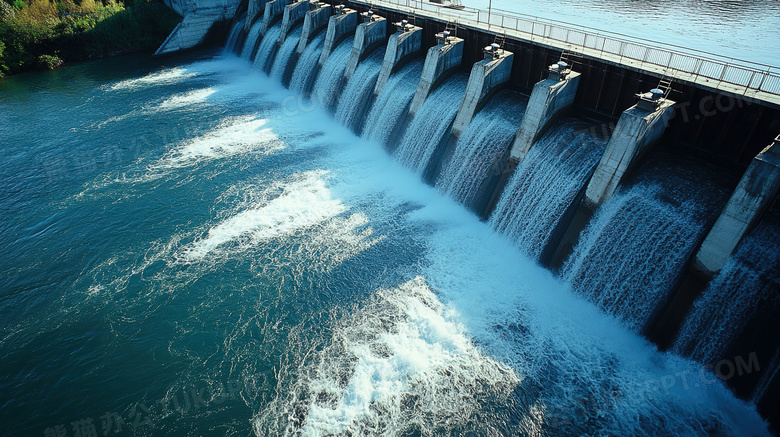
0, 0, 180, 77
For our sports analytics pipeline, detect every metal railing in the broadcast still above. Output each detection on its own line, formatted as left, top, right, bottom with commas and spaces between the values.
354, 0, 780, 97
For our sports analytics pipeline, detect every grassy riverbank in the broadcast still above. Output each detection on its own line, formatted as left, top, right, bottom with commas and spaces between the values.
0, 0, 180, 76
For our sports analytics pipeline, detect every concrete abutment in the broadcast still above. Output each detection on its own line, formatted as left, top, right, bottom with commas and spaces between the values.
584, 92, 676, 209
297, 2, 332, 54
374, 22, 422, 97
344, 13, 387, 81
694, 136, 780, 278
278, 0, 309, 43
450, 47, 514, 139
319, 7, 358, 66
409, 34, 464, 119
260, 0, 289, 36
245, 0, 266, 31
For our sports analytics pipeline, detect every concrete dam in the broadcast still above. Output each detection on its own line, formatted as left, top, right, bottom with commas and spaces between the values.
159, 0, 780, 430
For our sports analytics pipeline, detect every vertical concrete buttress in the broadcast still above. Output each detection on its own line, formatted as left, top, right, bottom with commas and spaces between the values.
374, 23, 422, 96
693, 136, 780, 277
319, 8, 358, 66
483, 63, 580, 219
451, 48, 514, 138
510, 64, 581, 163
344, 14, 387, 81
278, 1, 309, 43
246, 0, 266, 31
584, 92, 676, 208
297, 3, 332, 55
260, 0, 289, 36
409, 35, 464, 118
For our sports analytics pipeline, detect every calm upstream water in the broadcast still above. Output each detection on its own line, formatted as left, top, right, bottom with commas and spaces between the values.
461, 0, 780, 66
0, 49, 770, 436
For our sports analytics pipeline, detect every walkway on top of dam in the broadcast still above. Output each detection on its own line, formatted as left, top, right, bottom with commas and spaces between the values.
350, 0, 780, 108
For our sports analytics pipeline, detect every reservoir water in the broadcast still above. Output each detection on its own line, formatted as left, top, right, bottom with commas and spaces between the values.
0, 48, 771, 436
460, 0, 780, 66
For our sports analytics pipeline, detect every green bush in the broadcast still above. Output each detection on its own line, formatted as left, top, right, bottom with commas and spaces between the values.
0, 1, 15, 21
0, 0, 179, 76
36, 53, 62, 69
0, 41, 5, 76
12, 1, 26, 9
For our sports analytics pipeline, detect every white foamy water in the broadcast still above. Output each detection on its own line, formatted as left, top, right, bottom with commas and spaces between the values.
68, 51, 770, 437
160, 115, 282, 169
254, 278, 520, 436
106, 59, 242, 92
107, 67, 197, 91
153, 87, 217, 111
184, 171, 347, 260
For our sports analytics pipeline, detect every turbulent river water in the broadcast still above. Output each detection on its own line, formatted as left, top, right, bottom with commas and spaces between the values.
0, 49, 770, 436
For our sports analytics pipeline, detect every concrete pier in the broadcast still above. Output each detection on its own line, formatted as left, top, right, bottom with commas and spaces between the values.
297, 1, 331, 54
509, 63, 581, 163
451, 44, 514, 138
319, 6, 358, 66
409, 31, 463, 118
693, 136, 780, 277
374, 21, 422, 96
584, 90, 676, 208
260, 0, 289, 36
344, 12, 387, 81
481, 64, 580, 219
278, 0, 309, 43
245, 0, 266, 31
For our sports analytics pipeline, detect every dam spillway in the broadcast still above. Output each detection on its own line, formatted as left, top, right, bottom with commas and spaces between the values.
224, 3, 780, 429
11, 0, 771, 434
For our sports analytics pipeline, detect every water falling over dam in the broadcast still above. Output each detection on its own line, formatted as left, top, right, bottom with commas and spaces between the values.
219, 8, 780, 430
4, 4, 773, 435
362, 59, 424, 146
490, 119, 607, 260
335, 47, 386, 132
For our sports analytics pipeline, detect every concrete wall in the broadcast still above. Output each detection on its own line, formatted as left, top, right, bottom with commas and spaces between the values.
319, 9, 358, 66
693, 137, 780, 277
245, 0, 266, 31
584, 98, 676, 208
157, 0, 240, 55
278, 1, 309, 43
344, 17, 387, 80
451, 50, 514, 138
374, 25, 422, 97
509, 71, 581, 163
260, 0, 288, 35
297, 3, 332, 54
409, 37, 464, 118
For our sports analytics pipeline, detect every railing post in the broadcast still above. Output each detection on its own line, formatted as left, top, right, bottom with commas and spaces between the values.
718, 64, 728, 82
756, 68, 768, 92
749, 71, 757, 89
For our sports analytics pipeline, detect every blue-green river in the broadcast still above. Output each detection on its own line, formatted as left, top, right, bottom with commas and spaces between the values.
0, 49, 769, 436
